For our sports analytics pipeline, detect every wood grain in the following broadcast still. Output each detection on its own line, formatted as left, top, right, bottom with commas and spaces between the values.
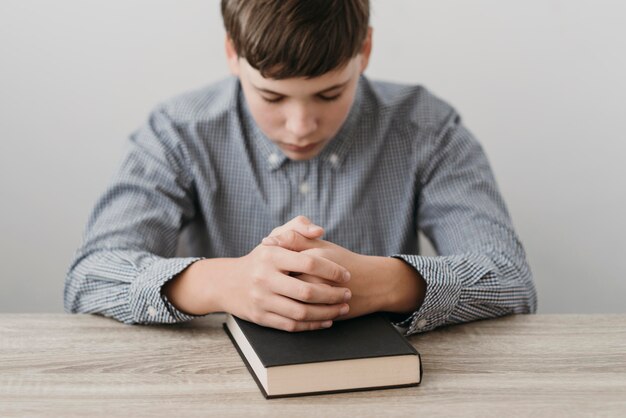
1, 314, 625, 417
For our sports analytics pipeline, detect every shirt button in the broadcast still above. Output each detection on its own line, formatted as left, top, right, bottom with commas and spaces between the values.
416, 319, 428, 330
268, 153, 280, 165
147, 306, 157, 317
329, 153, 339, 166
299, 182, 310, 194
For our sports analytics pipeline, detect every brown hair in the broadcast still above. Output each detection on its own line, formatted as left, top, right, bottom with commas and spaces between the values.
221, 0, 370, 79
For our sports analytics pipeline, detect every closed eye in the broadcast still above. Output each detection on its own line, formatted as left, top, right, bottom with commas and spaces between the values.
318, 94, 342, 102
261, 93, 342, 104
262, 95, 284, 104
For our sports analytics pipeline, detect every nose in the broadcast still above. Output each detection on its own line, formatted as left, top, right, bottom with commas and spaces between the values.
285, 103, 318, 140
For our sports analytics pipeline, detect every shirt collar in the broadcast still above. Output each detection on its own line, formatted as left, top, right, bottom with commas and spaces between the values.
237, 76, 365, 172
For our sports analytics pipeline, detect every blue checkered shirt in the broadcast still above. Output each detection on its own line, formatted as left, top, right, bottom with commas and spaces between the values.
64, 75, 537, 335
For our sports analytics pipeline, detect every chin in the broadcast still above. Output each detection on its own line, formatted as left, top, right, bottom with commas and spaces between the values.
285, 151, 319, 161
280, 141, 327, 160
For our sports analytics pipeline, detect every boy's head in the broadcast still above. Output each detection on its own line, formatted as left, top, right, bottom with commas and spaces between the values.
221, 0, 372, 160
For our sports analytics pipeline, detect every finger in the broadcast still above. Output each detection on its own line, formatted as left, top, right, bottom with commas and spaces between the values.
262, 229, 320, 252
265, 294, 350, 322
257, 311, 334, 332
271, 247, 350, 284
269, 215, 324, 239
293, 273, 341, 288
269, 272, 351, 304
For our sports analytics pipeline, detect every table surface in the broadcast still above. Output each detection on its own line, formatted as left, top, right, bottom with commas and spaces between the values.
1, 313, 625, 417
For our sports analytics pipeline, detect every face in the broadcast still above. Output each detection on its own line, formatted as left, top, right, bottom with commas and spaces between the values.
225, 30, 372, 161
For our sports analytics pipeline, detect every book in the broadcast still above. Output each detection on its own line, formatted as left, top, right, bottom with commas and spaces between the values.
223, 312, 422, 398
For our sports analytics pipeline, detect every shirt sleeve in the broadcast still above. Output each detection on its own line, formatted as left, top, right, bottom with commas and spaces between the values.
64, 106, 208, 325
390, 112, 538, 336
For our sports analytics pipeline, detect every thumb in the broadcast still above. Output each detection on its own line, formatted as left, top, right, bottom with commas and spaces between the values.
302, 224, 324, 238
262, 230, 319, 252
270, 222, 324, 240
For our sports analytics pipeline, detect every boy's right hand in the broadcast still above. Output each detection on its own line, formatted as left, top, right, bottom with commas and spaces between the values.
164, 216, 350, 332
221, 216, 352, 332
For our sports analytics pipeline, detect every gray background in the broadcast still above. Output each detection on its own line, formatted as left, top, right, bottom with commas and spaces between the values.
1, 0, 624, 313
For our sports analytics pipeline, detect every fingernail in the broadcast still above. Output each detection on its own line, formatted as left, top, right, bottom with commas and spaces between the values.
321, 320, 333, 328
343, 271, 351, 282
262, 237, 278, 245
339, 305, 349, 315
308, 225, 322, 233
344, 290, 352, 302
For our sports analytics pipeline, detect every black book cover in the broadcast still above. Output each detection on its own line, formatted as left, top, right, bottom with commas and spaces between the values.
223, 312, 422, 398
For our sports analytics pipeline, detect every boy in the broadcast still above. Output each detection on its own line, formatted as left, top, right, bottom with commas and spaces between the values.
64, 0, 537, 335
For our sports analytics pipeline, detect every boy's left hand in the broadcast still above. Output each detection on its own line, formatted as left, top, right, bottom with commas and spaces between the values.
261, 231, 394, 320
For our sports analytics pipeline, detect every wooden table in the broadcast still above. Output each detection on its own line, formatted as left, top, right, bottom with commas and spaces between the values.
1, 314, 625, 417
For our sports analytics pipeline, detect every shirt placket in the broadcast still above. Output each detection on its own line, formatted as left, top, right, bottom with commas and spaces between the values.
286, 160, 313, 222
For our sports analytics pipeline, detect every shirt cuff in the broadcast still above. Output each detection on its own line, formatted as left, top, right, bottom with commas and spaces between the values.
129, 256, 207, 324
389, 254, 465, 335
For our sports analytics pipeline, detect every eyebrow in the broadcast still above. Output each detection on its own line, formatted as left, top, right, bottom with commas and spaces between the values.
252, 80, 350, 96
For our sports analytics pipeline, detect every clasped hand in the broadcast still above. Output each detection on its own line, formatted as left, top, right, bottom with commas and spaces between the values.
226, 216, 376, 332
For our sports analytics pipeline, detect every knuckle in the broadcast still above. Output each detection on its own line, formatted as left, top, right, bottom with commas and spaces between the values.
250, 273, 264, 286
249, 310, 262, 324
284, 320, 299, 333
305, 248, 321, 257
301, 255, 316, 272
258, 247, 273, 263
295, 215, 309, 225
249, 289, 263, 304
297, 284, 314, 301
292, 306, 308, 321
285, 229, 298, 243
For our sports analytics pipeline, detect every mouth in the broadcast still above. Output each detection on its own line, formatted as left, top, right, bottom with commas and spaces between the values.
281, 142, 320, 153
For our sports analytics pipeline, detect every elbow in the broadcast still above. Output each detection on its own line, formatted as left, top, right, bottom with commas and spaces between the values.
523, 276, 538, 314
63, 250, 141, 326
486, 247, 538, 316
63, 267, 81, 315
62, 259, 96, 317
511, 258, 538, 315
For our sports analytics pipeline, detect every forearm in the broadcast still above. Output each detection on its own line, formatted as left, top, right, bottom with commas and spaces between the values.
364, 256, 426, 314
162, 257, 238, 316
392, 248, 537, 335
64, 249, 203, 324
339, 254, 426, 319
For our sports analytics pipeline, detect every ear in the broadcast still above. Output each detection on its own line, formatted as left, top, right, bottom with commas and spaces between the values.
224, 35, 240, 76
359, 27, 373, 73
